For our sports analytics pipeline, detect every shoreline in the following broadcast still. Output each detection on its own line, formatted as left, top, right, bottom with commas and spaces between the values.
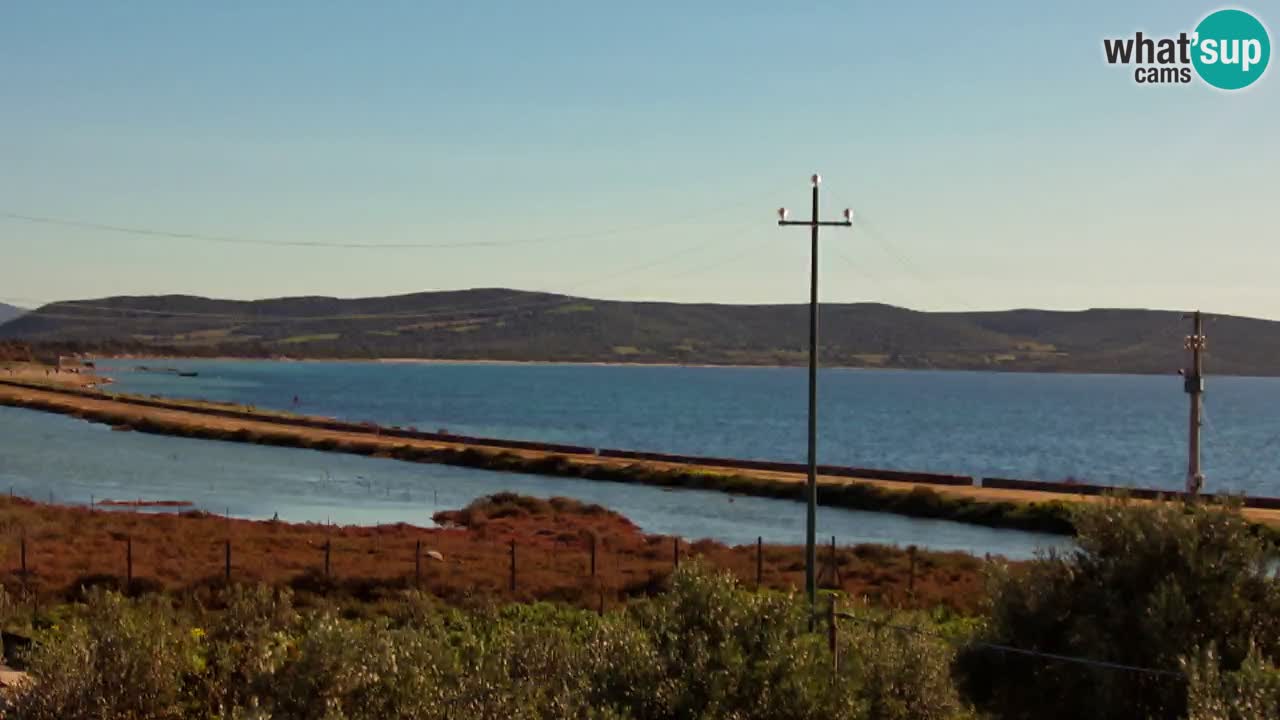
101, 353, 880, 372
3, 379, 1278, 539
85, 353, 1280, 379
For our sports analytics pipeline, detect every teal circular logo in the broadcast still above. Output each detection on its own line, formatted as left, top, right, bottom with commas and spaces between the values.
1192, 9, 1271, 90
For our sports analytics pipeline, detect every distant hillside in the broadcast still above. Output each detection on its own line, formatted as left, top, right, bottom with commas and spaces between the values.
0, 302, 24, 325
1, 289, 1276, 375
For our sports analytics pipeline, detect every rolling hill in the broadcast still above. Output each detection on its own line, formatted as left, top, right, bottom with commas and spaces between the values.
1, 289, 1276, 375
0, 302, 24, 325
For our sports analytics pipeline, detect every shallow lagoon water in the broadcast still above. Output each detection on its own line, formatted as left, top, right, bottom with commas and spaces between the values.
0, 406, 1068, 559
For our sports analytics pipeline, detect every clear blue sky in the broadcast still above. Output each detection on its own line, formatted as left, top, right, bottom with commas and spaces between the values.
1, 2, 1276, 316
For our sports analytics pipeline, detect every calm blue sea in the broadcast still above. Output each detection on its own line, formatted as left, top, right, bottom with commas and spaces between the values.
96, 360, 1280, 495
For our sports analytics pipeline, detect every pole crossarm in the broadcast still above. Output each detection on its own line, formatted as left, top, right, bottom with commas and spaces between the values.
778, 220, 854, 228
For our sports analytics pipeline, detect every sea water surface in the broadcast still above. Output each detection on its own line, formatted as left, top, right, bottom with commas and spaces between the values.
0, 406, 1066, 558
96, 359, 1280, 495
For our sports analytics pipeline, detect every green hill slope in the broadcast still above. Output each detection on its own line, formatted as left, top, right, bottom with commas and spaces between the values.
1, 289, 1275, 375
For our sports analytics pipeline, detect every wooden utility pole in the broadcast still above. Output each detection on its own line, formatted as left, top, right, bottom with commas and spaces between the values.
1183, 311, 1207, 495
778, 174, 854, 626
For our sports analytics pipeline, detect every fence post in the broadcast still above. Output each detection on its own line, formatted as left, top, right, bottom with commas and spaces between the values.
827, 595, 839, 673
509, 539, 517, 593
907, 545, 917, 598
126, 536, 133, 586
415, 539, 422, 588
828, 535, 838, 588
590, 534, 597, 578
225, 540, 232, 584
673, 537, 680, 570
324, 540, 331, 578
756, 536, 763, 589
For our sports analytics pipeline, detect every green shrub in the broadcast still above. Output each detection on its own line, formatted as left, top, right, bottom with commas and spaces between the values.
616, 564, 852, 719
958, 498, 1280, 720
6, 590, 192, 720
187, 585, 297, 714
1183, 644, 1280, 720
0, 567, 975, 719
841, 610, 966, 720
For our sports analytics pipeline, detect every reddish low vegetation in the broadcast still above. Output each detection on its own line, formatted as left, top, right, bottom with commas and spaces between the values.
0, 493, 991, 613
0, 342, 35, 363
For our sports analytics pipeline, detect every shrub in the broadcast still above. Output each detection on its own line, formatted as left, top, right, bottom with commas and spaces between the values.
957, 498, 1280, 720
841, 610, 965, 720
188, 585, 297, 714
607, 563, 965, 720
6, 590, 192, 720
0, 566, 976, 720
1183, 644, 1280, 720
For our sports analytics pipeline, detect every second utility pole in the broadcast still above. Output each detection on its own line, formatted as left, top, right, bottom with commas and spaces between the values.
778, 174, 852, 623
1183, 310, 1207, 495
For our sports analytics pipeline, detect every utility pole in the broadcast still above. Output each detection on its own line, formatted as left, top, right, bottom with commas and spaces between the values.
1183, 310, 1206, 495
778, 174, 853, 623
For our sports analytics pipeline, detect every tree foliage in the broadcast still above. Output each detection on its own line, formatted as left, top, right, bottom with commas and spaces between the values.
958, 498, 1280, 720
2, 565, 966, 720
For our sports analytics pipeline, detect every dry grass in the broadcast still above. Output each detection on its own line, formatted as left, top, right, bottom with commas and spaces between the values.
0, 494, 991, 614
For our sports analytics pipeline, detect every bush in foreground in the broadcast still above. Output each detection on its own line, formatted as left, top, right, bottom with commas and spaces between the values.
2, 565, 968, 720
1183, 645, 1280, 720
8, 499, 1275, 719
957, 498, 1280, 720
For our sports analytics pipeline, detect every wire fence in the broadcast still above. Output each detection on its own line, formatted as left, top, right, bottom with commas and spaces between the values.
0, 499, 960, 620
2, 525, 788, 601
827, 604, 1185, 680
0, 501, 1194, 685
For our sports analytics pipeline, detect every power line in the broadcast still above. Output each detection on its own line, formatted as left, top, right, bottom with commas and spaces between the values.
835, 612, 1185, 680
852, 214, 977, 311
13, 223, 767, 326
630, 233, 777, 287
829, 246, 886, 301
0, 189, 780, 252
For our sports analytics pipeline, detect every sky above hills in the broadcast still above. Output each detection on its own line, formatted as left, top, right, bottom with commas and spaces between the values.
1, 2, 1277, 317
